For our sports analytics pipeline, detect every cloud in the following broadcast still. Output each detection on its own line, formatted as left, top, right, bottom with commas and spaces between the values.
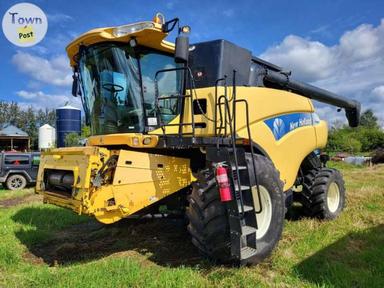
166, 1, 177, 10
372, 85, 384, 100
16, 90, 81, 110
260, 35, 336, 82
260, 19, 384, 126
47, 13, 74, 23
222, 9, 235, 18
12, 51, 72, 87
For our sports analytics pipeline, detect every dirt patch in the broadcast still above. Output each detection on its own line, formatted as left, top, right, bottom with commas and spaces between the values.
0, 194, 42, 208
22, 251, 45, 265
25, 217, 204, 268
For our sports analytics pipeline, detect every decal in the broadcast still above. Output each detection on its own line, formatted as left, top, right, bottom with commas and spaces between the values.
264, 113, 313, 140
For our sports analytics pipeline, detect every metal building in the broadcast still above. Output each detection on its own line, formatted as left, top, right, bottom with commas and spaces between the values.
0, 123, 30, 151
38, 124, 56, 150
56, 105, 81, 148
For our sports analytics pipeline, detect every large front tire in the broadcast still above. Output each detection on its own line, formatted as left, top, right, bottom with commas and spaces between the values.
186, 154, 285, 265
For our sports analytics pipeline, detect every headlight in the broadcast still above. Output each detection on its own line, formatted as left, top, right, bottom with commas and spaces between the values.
113, 22, 155, 37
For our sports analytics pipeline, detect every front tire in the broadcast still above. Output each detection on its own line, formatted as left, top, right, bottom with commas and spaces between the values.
186, 153, 285, 265
6, 174, 27, 190
301, 168, 345, 219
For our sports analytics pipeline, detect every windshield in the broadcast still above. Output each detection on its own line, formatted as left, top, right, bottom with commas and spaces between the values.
79, 42, 181, 135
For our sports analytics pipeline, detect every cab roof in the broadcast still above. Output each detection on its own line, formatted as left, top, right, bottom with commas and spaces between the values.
66, 21, 175, 67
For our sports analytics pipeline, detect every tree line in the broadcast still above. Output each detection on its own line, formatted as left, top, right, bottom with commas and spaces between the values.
0, 101, 382, 153
327, 109, 384, 153
0, 101, 56, 150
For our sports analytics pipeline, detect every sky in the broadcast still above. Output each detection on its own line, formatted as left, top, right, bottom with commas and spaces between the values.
0, 0, 383, 126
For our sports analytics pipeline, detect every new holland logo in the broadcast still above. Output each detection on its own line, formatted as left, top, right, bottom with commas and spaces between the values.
272, 118, 285, 140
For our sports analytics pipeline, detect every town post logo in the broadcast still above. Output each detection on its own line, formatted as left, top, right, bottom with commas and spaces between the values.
2, 2, 48, 47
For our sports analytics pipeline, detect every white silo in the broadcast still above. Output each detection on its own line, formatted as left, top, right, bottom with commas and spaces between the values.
38, 124, 56, 150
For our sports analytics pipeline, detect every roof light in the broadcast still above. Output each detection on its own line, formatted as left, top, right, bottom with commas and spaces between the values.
113, 22, 154, 37
132, 137, 139, 146
143, 137, 151, 145
153, 13, 165, 25
180, 25, 191, 34
129, 38, 137, 47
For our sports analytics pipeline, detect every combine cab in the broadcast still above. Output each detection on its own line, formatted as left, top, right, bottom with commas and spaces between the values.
36, 14, 360, 265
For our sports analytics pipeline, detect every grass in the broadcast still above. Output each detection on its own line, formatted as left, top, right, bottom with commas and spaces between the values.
0, 163, 383, 287
0, 186, 34, 200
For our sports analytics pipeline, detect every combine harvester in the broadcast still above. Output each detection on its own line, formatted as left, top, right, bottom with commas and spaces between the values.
36, 14, 360, 265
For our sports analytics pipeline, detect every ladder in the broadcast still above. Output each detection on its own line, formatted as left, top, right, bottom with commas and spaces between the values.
211, 71, 263, 263
154, 67, 263, 263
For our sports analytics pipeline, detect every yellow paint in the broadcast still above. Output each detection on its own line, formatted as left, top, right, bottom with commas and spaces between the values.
91, 150, 191, 223
39, 17, 331, 225
66, 21, 174, 67
36, 146, 110, 213
88, 133, 159, 148
36, 147, 192, 224
148, 86, 327, 190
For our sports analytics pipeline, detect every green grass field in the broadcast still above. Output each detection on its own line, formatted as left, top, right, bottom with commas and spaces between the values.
0, 163, 383, 287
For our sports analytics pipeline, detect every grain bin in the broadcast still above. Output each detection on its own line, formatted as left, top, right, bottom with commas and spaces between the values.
38, 124, 56, 149
56, 105, 81, 148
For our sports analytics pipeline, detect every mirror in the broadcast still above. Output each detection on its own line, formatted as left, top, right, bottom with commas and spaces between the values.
72, 73, 79, 97
175, 35, 189, 63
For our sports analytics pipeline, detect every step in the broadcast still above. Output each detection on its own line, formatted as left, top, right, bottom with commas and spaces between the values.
238, 204, 254, 213
241, 225, 257, 236
231, 165, 247, 171
234, 184, 250, 191
157, 95, 183, 100
241, 246, 257, 259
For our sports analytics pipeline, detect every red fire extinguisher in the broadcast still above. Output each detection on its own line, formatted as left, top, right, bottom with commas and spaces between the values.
215, 164, 233, 202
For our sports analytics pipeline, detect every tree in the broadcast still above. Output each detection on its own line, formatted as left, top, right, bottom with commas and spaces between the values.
326, 109, 384, 153
64, 126, 90, 147
360, 109, 379, 129
81, 125, 91, 138
356, 128, 384, 151
64, 132, 82, 147
0, 101, 56, 150
327, 128, 362, 153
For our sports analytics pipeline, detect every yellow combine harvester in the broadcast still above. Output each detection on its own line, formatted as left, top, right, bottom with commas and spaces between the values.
36, 14, 360, 265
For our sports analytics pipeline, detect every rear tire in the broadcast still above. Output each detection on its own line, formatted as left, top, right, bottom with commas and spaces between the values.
186, 154, 285, 265
300, 168, 345, 219
6, 174, 27, 190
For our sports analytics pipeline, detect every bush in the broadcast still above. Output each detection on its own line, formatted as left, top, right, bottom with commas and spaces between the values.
327, 128, 362, 153
326, 111, 384, 153
64, 132, 81, 147
356, 128, 384, 151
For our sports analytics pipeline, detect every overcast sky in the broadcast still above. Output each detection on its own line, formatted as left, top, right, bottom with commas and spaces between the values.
0, 0, 383, 126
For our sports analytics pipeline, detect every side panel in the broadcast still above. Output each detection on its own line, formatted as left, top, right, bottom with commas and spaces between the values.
236, 88, 319, 190
36, 147, 109, 213
176, 86, 325, 190
36, 147, 192, 224
238, 122, 318, 190
90, 150, 192, 223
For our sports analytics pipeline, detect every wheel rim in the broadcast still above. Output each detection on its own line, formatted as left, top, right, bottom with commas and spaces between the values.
327, 182, 340, 213
11, 177, 22, 189
252, 185, 272, 239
